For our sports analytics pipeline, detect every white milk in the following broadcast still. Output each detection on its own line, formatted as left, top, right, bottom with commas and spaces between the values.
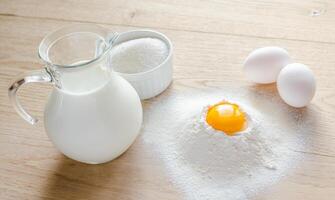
44, 64, 143, 164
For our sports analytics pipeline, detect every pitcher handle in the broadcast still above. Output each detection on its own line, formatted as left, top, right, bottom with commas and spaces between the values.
8, 68, 53, 125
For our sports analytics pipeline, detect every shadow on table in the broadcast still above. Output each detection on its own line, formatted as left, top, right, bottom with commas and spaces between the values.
43, 156, 131, 200
41, 146, 141, 199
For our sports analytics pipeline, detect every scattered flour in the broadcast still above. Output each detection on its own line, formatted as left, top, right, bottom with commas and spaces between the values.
142, 87, 313, 200
110, 37, 168, 73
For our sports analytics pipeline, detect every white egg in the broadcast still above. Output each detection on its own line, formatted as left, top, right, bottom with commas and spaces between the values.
243, 46, 292, 84
277, 63, 316, 108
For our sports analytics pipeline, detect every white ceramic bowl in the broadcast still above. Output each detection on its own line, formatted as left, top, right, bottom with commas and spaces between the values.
112, 30, 173, 100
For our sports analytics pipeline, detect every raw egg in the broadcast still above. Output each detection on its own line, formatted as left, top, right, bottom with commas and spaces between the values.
243, 46, 292, 84
277, 63, 316, 108
206, 101, 247, 136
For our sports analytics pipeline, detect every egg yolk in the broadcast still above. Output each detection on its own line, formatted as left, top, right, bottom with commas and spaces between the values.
206, 101, 247, 136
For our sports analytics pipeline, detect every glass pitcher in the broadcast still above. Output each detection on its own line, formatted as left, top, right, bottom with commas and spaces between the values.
8, 24, 143, 164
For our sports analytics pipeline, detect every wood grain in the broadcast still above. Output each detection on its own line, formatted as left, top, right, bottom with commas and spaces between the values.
0, 1, 335, 199
1, 0, 335, 43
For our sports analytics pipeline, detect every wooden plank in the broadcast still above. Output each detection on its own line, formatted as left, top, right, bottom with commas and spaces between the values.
0, 13, 335, 200
0, 0, 335, 43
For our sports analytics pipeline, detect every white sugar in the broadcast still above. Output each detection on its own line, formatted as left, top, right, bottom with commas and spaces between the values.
110, 38, 168, 73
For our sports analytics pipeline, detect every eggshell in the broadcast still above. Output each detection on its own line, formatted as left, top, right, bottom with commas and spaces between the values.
277, 63, 316, 108
243, 47, 292, 84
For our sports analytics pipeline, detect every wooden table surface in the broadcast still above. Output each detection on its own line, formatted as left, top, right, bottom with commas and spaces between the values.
0, 0, 335, 199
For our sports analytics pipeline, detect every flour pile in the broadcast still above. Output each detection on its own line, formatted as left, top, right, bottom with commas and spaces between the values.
110, 38, 168, 73
142, 87, 313, 200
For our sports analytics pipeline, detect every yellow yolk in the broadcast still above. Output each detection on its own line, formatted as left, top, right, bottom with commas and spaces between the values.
206, 101, 247, 136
